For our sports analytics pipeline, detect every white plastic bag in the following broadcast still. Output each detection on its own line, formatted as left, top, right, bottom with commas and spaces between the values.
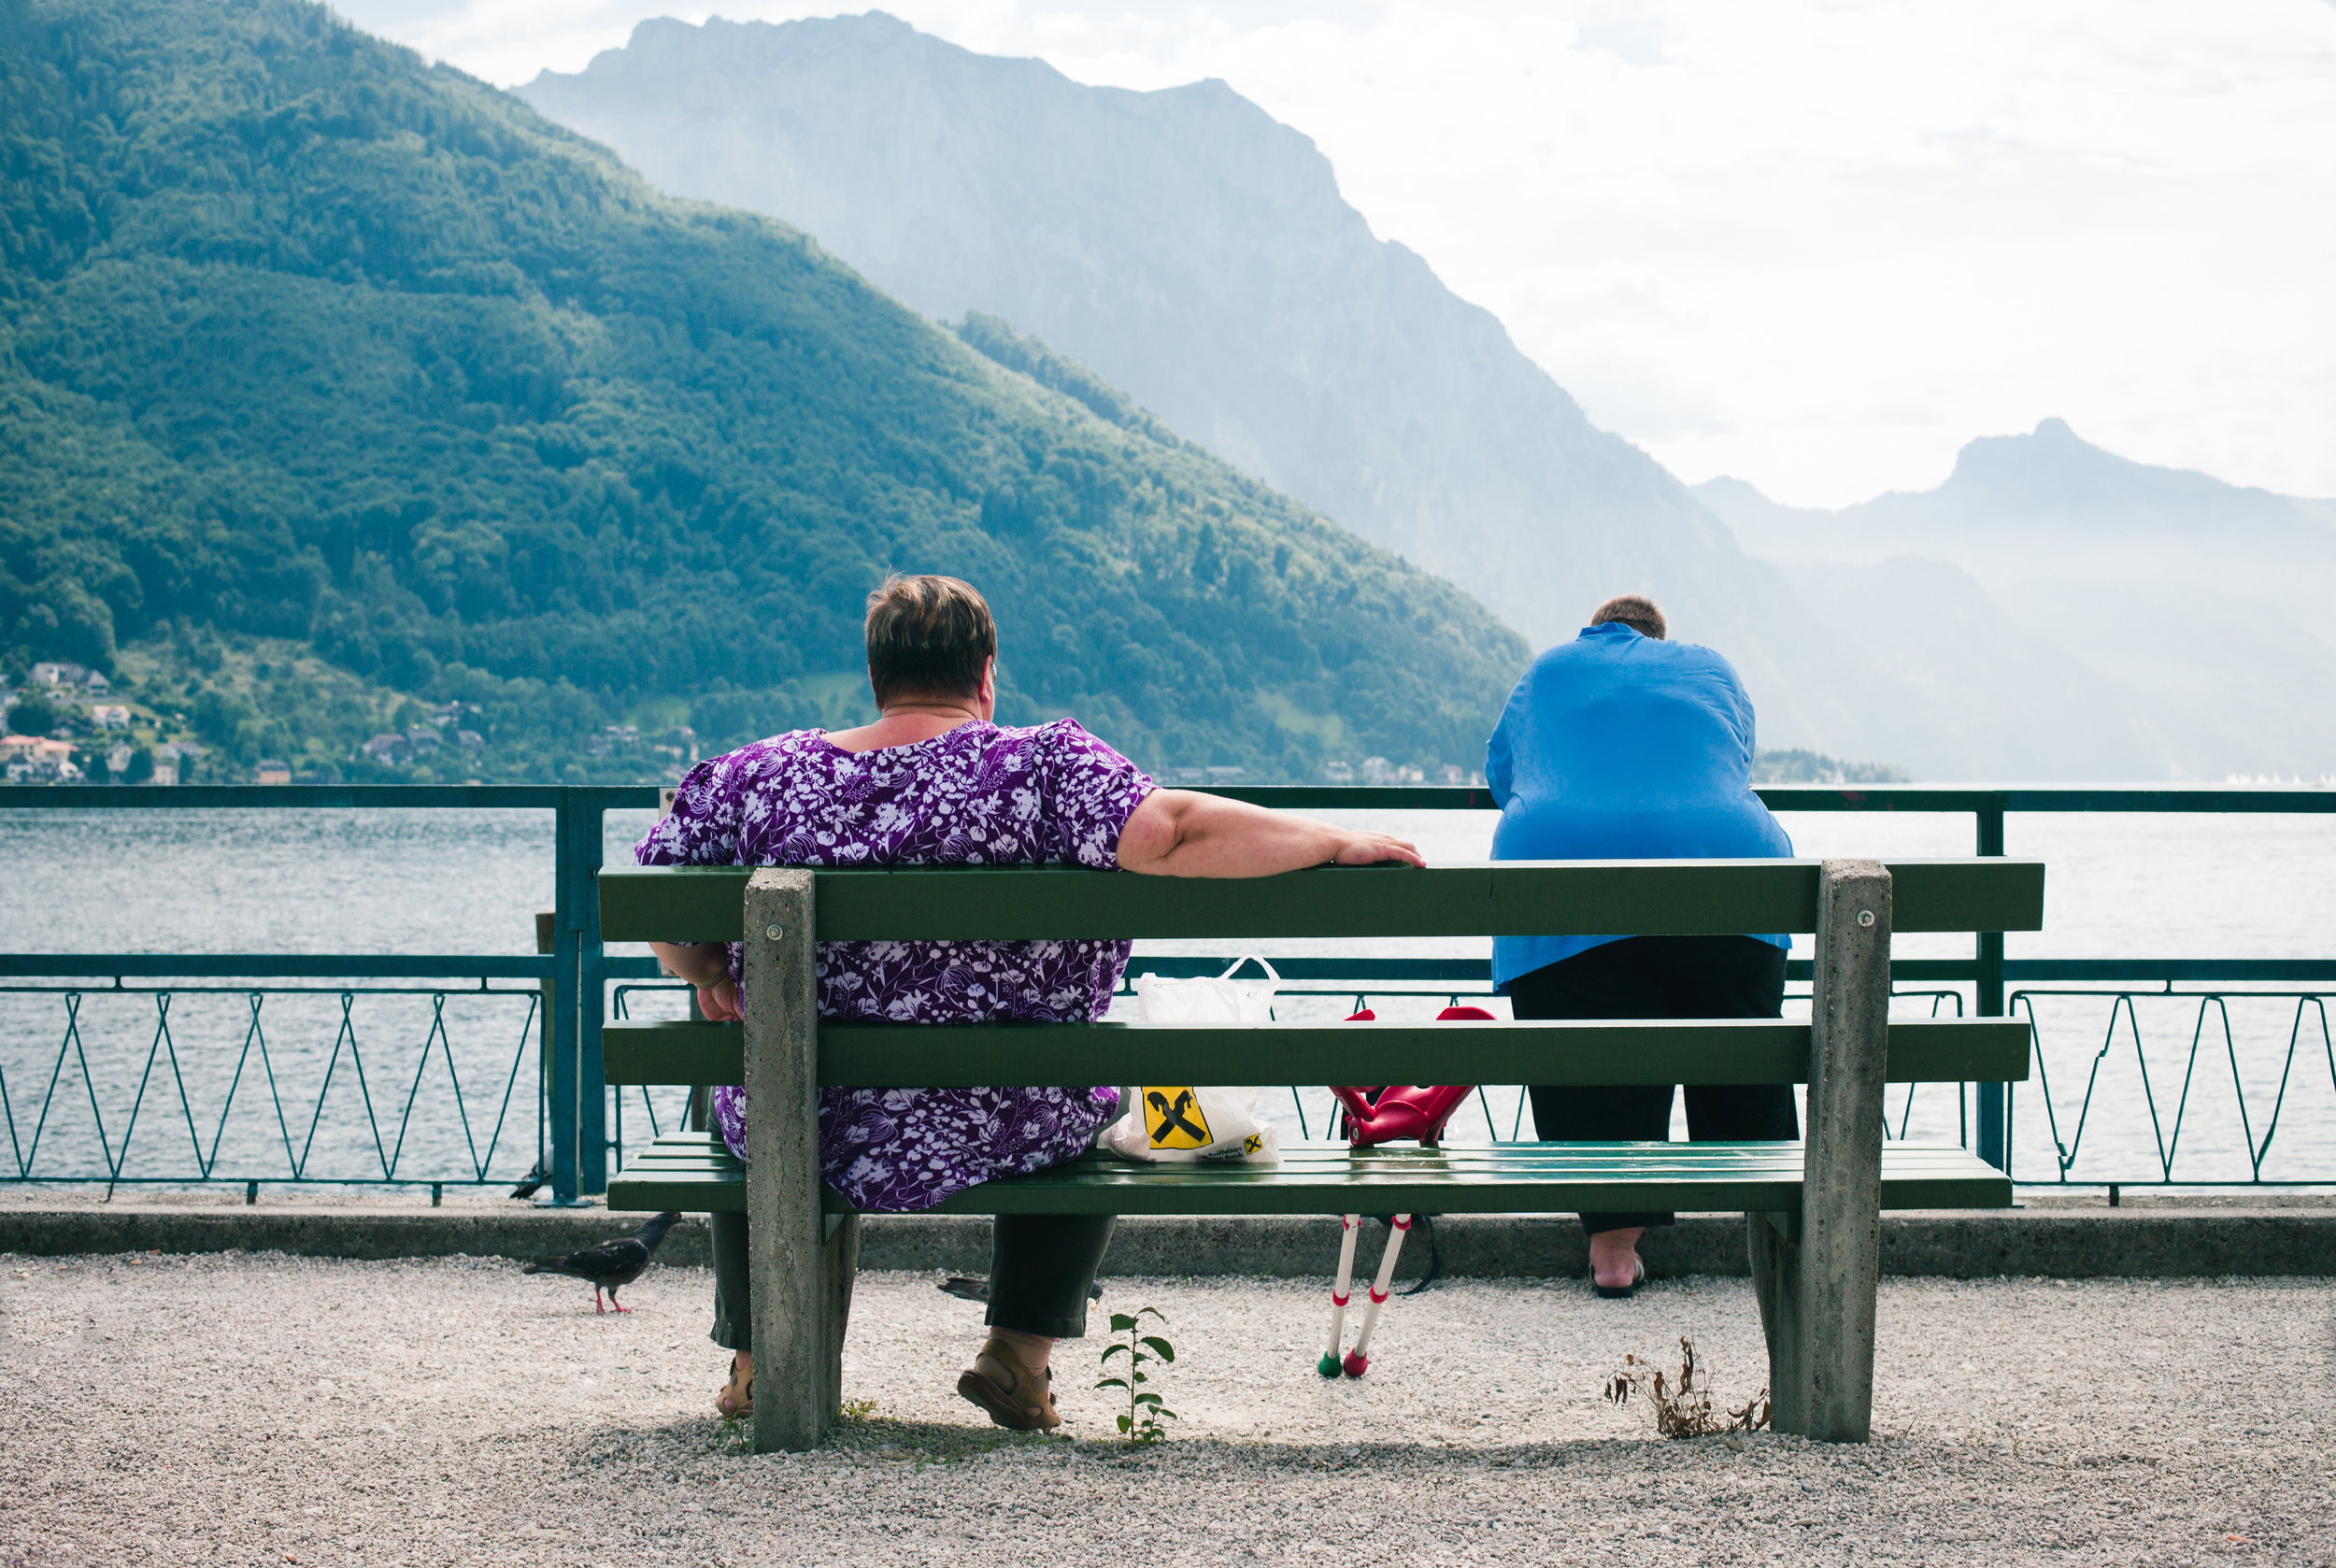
1102, 958, 1282, 1162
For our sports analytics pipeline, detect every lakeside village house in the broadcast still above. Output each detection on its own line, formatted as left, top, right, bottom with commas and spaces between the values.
2, 731, 207, 786
4, 663, 205, 785
10, 665, 1481, 788
7, 669, 505, 787
1161, 760, 1482, 786
0, 734, 78, 783
360, 716, 698, 768
3, 663, 103, 783
1321, 759, 1479, 787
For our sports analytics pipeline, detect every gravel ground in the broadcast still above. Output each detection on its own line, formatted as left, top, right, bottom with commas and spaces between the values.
1, 1252, 2329, 1566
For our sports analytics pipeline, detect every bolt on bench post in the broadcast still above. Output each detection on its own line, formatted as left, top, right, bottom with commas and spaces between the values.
742, 867, 860, 1453
1753, 858, 1892, 1442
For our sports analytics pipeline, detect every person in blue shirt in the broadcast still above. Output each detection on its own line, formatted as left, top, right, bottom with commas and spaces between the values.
1488, 594, 1797, 1297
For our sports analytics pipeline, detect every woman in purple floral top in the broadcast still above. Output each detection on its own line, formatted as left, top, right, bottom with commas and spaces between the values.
644, 575, 1421, 1433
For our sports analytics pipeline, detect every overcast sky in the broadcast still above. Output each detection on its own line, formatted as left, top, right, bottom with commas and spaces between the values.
336, 0, 2336, 508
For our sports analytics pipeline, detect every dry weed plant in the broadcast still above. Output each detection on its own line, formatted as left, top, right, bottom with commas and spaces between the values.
1605, 1336, 1770, 1439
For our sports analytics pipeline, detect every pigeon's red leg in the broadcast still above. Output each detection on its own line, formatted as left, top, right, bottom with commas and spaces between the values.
611, 1293, 630, 1314
594, 1287, 606, 1315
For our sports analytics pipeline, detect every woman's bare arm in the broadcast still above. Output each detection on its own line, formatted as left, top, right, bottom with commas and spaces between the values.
1114, 789, 1423, 877
650, 792, 1417, 998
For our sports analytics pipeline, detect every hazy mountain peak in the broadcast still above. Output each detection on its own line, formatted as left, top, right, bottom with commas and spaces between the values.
1701, 418, 2329, 545
514, 12, 1738, 661
1924, 417, 2315, 535
1691, 416, 2336, 777
1937, 416, 2152, 514
1688, 474, 1809, 520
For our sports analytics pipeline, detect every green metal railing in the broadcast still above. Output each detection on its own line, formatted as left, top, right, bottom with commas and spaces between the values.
2, 983, 545, 1191
3, 785, 656, 1204
4, 783, 2332, 1201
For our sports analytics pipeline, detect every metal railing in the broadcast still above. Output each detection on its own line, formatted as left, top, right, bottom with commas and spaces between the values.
3, 783, 2330, 1200
1, 981, 545, 1190
2, 785, 658, 1204
2012, 988, 2336, 1189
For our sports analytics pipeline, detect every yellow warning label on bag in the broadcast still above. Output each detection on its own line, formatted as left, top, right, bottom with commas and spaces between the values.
1144, 1087, 1213, 1149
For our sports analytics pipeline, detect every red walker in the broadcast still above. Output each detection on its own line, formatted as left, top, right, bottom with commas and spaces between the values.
1318, 1005, 1492, 1377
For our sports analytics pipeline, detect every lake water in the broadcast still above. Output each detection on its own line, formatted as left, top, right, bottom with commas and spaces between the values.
4, 803, 2332, 1190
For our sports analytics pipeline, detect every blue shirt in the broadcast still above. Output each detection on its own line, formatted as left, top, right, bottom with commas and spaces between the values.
1487, 622, 1793, 988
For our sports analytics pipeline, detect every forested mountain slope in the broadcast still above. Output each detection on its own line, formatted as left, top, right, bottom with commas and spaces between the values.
0, 0, 1525, 781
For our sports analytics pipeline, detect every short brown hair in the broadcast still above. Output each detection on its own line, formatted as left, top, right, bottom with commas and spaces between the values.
864, 575, 997, 705
1589, 593, 1666, 640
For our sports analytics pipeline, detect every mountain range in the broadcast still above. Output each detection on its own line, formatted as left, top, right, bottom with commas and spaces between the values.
1696, 419, 2336, 777
7, 2, 2324, 784
0, 0, 1524, 782
516, 11, 2335, 780
517, 13, 1749, 661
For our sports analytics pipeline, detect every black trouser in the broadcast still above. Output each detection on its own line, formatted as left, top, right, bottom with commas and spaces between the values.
1514, 934, 1796, 1238
710, 1210, 1115, 1350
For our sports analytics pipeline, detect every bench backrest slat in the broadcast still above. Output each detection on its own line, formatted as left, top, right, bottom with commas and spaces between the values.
598, 858, 2044, 943
601, 1017, 2030, 1089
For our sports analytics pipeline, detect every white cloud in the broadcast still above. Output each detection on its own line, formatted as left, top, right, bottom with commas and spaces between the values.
335, 0, 2336, 506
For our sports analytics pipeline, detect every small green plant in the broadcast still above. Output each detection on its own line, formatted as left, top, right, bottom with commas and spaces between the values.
1605, 1336, 1769, 1440
837, 1397, 876, 1423
1096, 1306, 1177, 1443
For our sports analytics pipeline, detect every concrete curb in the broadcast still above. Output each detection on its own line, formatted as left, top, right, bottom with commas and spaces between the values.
5, 1206, 2331, 1278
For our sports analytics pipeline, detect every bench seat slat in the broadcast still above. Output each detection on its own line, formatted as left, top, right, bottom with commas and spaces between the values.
606, 1133, 2011, 1217
601, 1017, 2030, 1088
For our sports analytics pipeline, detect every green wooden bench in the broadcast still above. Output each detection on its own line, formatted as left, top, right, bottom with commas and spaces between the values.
598, 856, 2044, 1451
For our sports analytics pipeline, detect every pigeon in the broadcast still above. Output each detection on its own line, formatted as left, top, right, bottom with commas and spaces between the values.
523, 1211, 680, 1314
508, 1162, 548, 1201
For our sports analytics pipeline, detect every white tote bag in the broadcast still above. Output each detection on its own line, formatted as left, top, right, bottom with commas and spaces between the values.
1102, 958, 1282, 1163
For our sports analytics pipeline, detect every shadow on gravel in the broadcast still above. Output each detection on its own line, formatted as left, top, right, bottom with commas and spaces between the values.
820, 1413, 1073, 1464
567, 1410, 1073, 1469
568, 1408, 1848, 1475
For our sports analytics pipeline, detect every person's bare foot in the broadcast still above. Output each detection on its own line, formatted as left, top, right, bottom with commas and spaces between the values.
715, 1350, 754, 1418
1588, 1228, 1645, 1292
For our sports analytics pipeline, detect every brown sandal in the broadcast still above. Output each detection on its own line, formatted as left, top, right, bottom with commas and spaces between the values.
956, 1346, 1059, 1432
715, 1354, 754, 1419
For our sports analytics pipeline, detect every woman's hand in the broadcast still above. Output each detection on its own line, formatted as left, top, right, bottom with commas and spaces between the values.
1117, 789, 1423, 877
1331, 829, 1425, 867
695, 976, 743, 1022
650, 940, 741, 1020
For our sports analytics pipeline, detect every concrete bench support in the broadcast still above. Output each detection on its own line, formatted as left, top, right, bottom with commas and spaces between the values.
1753, 858, 1891, 1442
742, 868, 859, 1453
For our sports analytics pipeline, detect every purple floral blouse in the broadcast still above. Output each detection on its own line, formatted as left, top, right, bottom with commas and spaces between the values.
633, 720, 1152, 1213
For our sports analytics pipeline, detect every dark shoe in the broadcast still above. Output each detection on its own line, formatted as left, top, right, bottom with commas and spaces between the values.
1593, 1256, 1647, 1299
938, 1276, 1104, 1304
